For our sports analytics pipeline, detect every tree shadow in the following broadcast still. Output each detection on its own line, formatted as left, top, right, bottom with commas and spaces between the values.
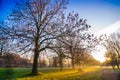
1, 68, 14, 80
0, 68, 32, 80
101, 68, 120, 80
117, 72, 120, 80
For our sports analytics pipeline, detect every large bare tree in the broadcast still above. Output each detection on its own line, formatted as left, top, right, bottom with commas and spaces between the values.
1, 0, 68, 75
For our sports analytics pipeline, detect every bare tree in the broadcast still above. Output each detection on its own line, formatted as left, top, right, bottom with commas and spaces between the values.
0, 27, 15, 57
43, 12, 94, 70
0, 40, 4, 57
0, 25, 7, 57
1, 0, 68, 75
51, 40, 66, 71
2, 53, 20, 68
104, 33, 120, 69
56, 12, 94, 69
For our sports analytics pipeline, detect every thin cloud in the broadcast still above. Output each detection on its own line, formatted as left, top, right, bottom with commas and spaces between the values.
95, 21, 120, 37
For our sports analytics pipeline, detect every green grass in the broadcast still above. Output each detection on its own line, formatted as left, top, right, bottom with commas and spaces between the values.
0, 67, 102, 80
0, 68, 31, 79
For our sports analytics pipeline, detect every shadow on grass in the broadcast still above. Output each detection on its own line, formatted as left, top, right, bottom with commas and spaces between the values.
0, 68, 32, 80
0, 68, 63, 80
0, 68, 101, 80
117, 72, 120, 80
0, 68, 14, 80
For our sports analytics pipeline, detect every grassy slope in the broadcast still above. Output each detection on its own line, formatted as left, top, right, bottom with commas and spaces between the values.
0, 67, 102, 80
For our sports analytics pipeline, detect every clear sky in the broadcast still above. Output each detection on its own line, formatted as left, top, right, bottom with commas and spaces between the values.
66, 0, 120, 32
0, 0, 16, 22
0, 0, 120, 31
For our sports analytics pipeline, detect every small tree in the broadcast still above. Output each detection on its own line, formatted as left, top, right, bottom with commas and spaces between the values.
3, 53, 20, 68
104, 33, 120, 69
51, 40, 66, 71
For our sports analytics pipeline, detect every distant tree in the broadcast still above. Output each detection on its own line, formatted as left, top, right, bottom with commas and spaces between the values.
105, 51, 117, 68
1, 0, 68, 75
104, 33, 120, 69
0, 27, 7, 57
0, 39, 15, 57
51, 40, 66, 71
52, 57, 59, 67
0, 27, 16, 59
2, 53, 20, 68
56, 12, 94, 69
38, 56, 48, 68
0, 53, 32, 68
84, 55, 101, 66
0, 40, 5, 57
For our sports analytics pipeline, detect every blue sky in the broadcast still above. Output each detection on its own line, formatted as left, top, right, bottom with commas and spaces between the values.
0, 0, 15, 22
0, 0, 120, 31
66, 0, 120, 31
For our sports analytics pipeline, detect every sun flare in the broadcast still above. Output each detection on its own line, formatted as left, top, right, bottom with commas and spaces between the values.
92, 45, 106, 62
92, 21, 120, 63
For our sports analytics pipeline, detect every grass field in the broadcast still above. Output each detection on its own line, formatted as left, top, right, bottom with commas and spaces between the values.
0, 67, 102, 80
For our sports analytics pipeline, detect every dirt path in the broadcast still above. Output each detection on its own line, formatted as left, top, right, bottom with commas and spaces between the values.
101, 67, 120, 80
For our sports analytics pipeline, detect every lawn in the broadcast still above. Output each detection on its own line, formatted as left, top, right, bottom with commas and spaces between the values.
0, 66, 102, 80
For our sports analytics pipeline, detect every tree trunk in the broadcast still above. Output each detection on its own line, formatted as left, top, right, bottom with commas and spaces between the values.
59, 54, 63, 71
0, 46, 3, 57
31, 50, 39, 75
31, 33, 39, 75
60, 61, 63, 71
78, 63, 81, 72
115, 59, 119, 69
71, 57, 75, 69
111, 61, 115, 69
70, 46, 75, 69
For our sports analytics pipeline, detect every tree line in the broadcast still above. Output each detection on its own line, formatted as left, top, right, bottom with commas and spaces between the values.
101, 33, 120, 69
0, 0, 99, 75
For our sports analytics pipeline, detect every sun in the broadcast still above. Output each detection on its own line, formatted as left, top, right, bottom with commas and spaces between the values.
92, 45, 106, 62
92, 21, 120, 63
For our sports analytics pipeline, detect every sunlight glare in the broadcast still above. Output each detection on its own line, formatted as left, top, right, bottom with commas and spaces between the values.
92, 45, 106, 62
92, 21, 120, 62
